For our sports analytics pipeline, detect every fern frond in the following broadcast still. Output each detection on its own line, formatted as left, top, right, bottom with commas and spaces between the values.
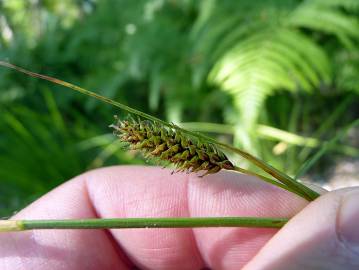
209, 29, 329, 130
192, 0, 358, 151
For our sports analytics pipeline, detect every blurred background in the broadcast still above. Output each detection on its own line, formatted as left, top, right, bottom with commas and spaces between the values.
0, 0, 358, 216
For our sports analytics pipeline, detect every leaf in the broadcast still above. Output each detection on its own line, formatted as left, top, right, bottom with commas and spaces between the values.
190, 0, 358, 151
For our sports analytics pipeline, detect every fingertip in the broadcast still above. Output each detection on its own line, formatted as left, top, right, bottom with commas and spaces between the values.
244, 187, 359, 270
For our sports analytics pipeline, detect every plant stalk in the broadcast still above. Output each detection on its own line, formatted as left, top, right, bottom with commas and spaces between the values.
0, 217, 288, 232
232, 166, 303, 198
0, 61, 320, 201
222, 143, 319, 201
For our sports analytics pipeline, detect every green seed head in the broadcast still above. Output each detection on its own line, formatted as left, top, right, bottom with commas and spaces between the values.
110, 117, 234, 176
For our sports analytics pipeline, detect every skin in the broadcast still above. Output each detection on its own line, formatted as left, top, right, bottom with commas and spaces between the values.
0, 166, 358, 270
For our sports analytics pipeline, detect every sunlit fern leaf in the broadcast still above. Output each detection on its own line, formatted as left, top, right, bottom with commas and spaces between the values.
194, 0, 359, 151
209, 28, 330, 131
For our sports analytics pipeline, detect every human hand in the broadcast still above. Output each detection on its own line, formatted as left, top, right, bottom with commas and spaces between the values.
0, 166, 358, 270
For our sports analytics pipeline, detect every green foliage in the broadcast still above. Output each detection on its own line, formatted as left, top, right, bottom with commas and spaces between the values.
0, 92, 87, 214
194, 0, 359, 150
0, 89, 138, 216
0, 0, 358, 215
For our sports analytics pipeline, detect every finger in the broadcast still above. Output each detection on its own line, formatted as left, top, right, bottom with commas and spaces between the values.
0, 176, 132, 270
187, 169, 308, 269
85, 166, 206, 270
86, 166, 308, 269
1, 166, 309, 270
244, 187, 359, 270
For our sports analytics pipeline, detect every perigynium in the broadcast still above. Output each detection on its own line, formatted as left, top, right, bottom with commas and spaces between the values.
110, 117, 235, 176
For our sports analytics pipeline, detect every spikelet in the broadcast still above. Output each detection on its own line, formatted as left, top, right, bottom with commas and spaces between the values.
110, 117, 235, 176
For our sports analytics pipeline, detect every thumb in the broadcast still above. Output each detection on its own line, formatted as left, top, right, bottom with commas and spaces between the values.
244, 187, 359, 270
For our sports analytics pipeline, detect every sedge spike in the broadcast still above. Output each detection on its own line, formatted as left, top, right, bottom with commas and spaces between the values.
110, 117, 235, 176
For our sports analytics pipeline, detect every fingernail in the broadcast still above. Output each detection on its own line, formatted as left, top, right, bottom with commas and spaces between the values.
338, 191, 359, 251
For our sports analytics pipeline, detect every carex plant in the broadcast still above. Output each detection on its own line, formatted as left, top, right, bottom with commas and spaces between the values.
0, 61, 320, 231
110, 117, 310, 199
111, 116, 235, 176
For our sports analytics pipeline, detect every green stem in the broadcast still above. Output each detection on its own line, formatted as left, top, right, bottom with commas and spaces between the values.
0, 61, 319, 201
0, 217, 288, 232
221, 144, 318, 201
232, 166, 304, 198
